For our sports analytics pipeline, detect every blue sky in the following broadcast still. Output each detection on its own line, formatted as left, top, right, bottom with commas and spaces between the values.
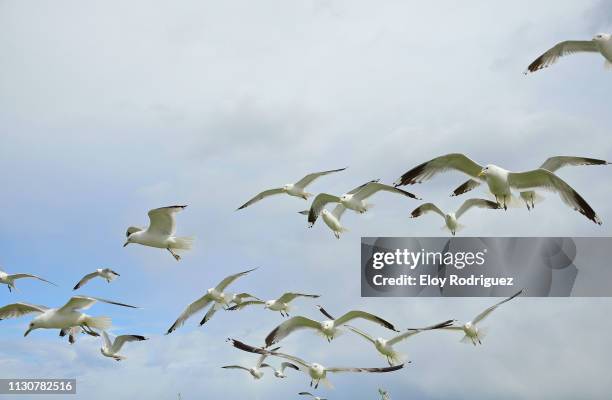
1, 0, 612, 399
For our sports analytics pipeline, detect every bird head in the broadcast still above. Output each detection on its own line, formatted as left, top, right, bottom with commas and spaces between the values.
477, 165, 493, 178
264, 300, 274, 309
24, 321, 39, 337
594, 33, 611, 41
311, 363, 325, 376
282, 184, 291, 191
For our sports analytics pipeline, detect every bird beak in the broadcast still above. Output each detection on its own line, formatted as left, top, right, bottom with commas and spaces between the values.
123, 242, 129, 247
477, 170, 485, 177
24, 327, 33, 337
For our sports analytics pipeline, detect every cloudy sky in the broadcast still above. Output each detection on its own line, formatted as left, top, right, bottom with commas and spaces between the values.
1, 0, 611, 399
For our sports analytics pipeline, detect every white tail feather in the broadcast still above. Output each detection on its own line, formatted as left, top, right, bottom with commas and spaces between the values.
86, 316, 112, 331
172, 236, 194, 251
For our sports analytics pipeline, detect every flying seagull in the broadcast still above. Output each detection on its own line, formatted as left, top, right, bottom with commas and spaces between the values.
299, 392, 327, 400
0, 295, 139, 337
451, 156, 610, 210
265, 305, 398, 347
346, 319, 454, 365
237, 168, 347, 210
440, 289, 524, 345
307, 180, 420, 226
525, 33, 612, 74
299, 204, 347, 239
124, 205, 193, 261
0, 268, 56, 293
166, 268, 257, 334
229, 339, 404, 389
228, 292, 320, 317
100, 331, 148, 361
410, 199, 502, 235
73, 268, 120, 290
221, 346, 281, 379
394, 153, 603, 224
261, 362, 300, 378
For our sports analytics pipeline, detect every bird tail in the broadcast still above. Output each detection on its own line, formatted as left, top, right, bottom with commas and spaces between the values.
477, 326, 489, 342
85, 316, 112, 331
459, 335, 473, 345
173, 236, 194, 251
321, 377, 334, 389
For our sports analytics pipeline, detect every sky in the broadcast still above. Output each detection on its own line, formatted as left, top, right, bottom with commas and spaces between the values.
0, 0, 611, 399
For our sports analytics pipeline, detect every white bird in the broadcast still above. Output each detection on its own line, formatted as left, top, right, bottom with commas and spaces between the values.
73, 268, 120, 290
525, 33, 612, 74
221, 346, 281, 379
410, 199, 502, 235
237, 168, 347, 210
100, 331, 148, 361
307, 180, 420, 227
0, 268, 56, 293
124, 205, 193, 261
379, 388, 390, 400
229, 339, 404, 389
440, 289, 524, 345
166, 268, 257, 334
265, 306, 398, 346
299, 392, 327, 400
0, 295, 139, 337
299, 204, 348, 239
228, 292, 320, 317
395, 153, 603, 224
451, 156, 610, 210
346, 320, 454, 366
261, 361, 300, 378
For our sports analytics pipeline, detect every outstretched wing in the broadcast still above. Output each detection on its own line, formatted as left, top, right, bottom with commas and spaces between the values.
111, 334, 147, 353
221, 365, 251, 372
326, 364, 404, 374
334, 310, 398, 332
331, 204, 347, 220
280, 362, 300, 373
298, 393, 315, 398
228, 338, 310, 369
508, 169, 602, 224
395, 153, 484, 186
166, 294, 212, 334
410, 203, 445, 219
294, 168, 347, 189
525, 40, 598, 74
353, 182, 419, 201
73, 272, 100, 290
539, 156, 609, 172
451, 179, 482, 197
59, 296, 138, 312
147, 205, 187, 236
101, 331, 112, 349
307, 193, 341, 225
0, 303, 47, 320
227, 300, 265, 311
345, 325, 375, 344
455, 198, 501, 219
237, 188, 286, 210
388, 319, 455, 346
9, 273, 57, 287
277, 292, 320, 303
265, 316, 322, 347
472, 289, 524, 325
215, 268, 258, 292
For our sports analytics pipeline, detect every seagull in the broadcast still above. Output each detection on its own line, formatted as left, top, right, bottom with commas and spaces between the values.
450, 156, 610, 210
307, 180, 420, 226
261, 362, 300, 378
299, 392, 327, 400
124, 205, 193, 261
0, 268, 56, 292
228, 292, 320, 317
346, 320, 454, 366
525, 33, 612, 74
379, 388, 390, 400
0, 295, 139, 337
100, 331, 148, 361
221, 346, 281, 379
228, 293, 261, 307
410, 199, 502, 235
395, 153, 603, 224
299, 204, 347, 239
440, 289, 524, 345
73, 268, 120, 290
237, 168, 347, 210
229, 339, 404, 389
264, 306, 398, 347
166, 268, 257, 334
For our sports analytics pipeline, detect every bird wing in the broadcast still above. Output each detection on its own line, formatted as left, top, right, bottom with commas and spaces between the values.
410, 203, 445, 219
0, 303, 47, 319
525, 40, 599, 74
388, 319, 455, 345
294, 168, 347, 189
8, 274, 57, 286
298, 393, 315, 398
331, 203, 347, 220
73, 272, 100, 290
215, 268, 257, 292
233, 292, 261, 302
280, 362, 300, 372
334, 310, 398, 332
101, 331, 112, 349
277, 292, 320, 303
307, 193, 341, 225
451, 179, 482, 197
353, 182, 419, 201
394, 153, 484, 186
147, 205, 187, 236
228, 339, 310, 369
265, 316, 322, 346
347, 179, 380, 194
455, 198, 501, 219
345, 325, 376, 344
472, 289, 524, 325
227, 300, 265, 311
326, 364, 404, 374
539, 156, 609, 172
166, 294, 212, 334
59, 296, 139, 312
237, 188, 285, 210
221, 365, 251, 372
111, 334, 147, 353
507, 169, 602, 224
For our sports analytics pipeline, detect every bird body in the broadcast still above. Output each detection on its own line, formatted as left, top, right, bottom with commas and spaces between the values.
321, 208, 347, 239
100, 331, 147, 361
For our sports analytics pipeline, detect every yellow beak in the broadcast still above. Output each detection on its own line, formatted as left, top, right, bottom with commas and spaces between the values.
477, 170, 485, 177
